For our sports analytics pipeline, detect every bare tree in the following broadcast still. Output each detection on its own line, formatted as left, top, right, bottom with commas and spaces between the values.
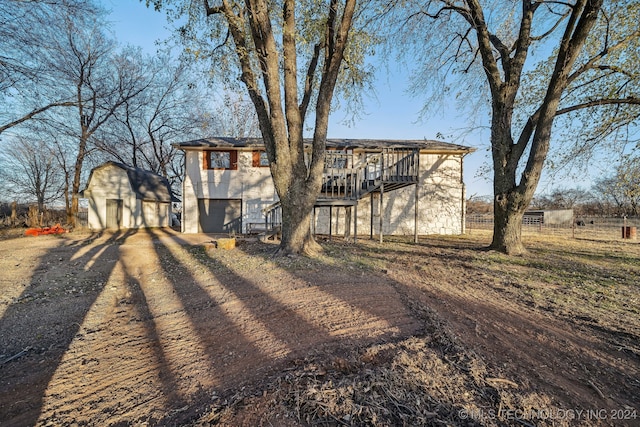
0, 0, 97, 134
211, 93, 260, 138
37, 11, 149, 225
394, 0, 639, 254
93, 50, 218, 198
593, 155, 640, 216
0, 136, 65, 211
531, 187, 591, 210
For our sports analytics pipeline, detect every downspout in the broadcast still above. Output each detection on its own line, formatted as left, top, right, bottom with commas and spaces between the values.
460, 153, 468, 235
181, 151, 186, 233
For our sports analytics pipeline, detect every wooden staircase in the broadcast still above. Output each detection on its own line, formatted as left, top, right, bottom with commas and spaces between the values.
249, 201, 282, 242
318, 148, 419, 205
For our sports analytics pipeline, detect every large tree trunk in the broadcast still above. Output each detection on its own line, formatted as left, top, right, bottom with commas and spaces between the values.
268, 132, 325, 256
487, 99, 531, 255
204, 0, 355, 256
279, 190, 322, 256
491, 191, 527, 255
463, 0, 604, 255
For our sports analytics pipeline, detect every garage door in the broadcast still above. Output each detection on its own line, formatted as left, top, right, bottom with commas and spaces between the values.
198, 199, 242, 233
106, 199, 123, 229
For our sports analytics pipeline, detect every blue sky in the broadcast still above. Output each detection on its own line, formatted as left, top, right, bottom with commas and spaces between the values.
107, 1, 494, 196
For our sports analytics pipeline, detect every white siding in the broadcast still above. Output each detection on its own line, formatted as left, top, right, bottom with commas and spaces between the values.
85, 164, 171, 230
312, 154, 465, 236
142, 201, 170, 228
182, 150, 278, 233
85, 166, 138, 230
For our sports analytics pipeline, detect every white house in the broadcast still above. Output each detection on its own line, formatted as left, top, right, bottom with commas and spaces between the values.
173, 137, 475, 238
82, 161, 178, 230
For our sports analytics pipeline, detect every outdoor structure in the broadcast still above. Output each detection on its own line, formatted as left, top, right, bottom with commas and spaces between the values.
174, 137, 475, 239
524, 209, 574, 225
82, 161, 178, 230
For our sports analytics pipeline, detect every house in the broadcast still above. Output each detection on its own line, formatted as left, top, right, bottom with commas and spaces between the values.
82, 161, 178, 230
173, 137, 475, 238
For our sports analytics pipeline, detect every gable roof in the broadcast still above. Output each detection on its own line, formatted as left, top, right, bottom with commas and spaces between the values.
84, 161, 179, 203
174, 137, 475, 154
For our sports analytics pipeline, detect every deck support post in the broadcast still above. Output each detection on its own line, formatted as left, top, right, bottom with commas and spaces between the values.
312, 207, 316, 236
344, 206, 351, 241
370, 193, 374, 240
379, 182, 384, 244
354, 203, 358, 243
414, 151, 420, 244
329, 206, 333, 241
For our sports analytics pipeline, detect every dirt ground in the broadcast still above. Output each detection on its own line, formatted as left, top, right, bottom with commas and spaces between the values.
0, 228, 638, 426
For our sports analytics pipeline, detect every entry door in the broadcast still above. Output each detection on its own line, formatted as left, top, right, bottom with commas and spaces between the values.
106, 199, 123, 229
198, 199, 242, 233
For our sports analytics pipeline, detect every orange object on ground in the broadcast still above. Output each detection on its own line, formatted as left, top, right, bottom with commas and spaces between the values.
25, 224, 68, 236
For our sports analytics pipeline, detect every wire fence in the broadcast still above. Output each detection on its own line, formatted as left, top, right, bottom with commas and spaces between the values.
76, 211, 88, 228
466, 214, 640, 242
0, 203, 88, 229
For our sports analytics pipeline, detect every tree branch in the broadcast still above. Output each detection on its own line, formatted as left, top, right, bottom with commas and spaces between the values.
566, 30, 640, 87
463, 0, 502, 94
211, 0, 272, 152
556, 97, 640, 116
203, 0, 224, 15
0, 101, 76, 135
309, 0, 356, 180
299, 43, 321, 119
521, 0, 604, 193
531, 3, 571, 40
507, 0, 538, 85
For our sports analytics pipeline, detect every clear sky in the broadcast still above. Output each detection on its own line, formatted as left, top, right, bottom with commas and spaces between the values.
106, 0, 494, 197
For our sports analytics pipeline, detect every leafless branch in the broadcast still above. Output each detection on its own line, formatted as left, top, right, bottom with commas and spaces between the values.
531, 7, 571, 41
299, 44, 321, 119
556, 97, 640, 116
0, 101, 76, 134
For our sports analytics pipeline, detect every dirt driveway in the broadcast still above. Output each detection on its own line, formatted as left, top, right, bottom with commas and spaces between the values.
0, 229, 421, 426
0, 229, 638, 426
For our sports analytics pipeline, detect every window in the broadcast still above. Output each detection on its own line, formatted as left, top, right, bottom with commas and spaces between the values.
252, 150, 270, 167
204, 150, 237, 170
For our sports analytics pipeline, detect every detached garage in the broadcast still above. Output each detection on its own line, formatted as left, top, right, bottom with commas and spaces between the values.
82, 162, 178, 230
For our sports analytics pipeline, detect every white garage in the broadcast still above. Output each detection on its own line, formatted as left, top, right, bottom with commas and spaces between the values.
82, 162, 178, 230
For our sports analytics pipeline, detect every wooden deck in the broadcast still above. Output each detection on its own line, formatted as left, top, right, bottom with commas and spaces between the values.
317, 148, 419, 205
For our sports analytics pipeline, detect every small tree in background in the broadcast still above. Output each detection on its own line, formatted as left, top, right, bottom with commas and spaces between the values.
0, 137, 65, 212
593, 155, 640, 216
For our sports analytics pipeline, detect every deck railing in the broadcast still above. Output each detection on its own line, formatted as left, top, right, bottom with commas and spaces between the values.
320, 148, 419, 200
262, 201, 282, 231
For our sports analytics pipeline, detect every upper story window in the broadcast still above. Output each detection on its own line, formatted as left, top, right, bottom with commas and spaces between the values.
252, 150, 270, 167
204, 150, 237, 170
